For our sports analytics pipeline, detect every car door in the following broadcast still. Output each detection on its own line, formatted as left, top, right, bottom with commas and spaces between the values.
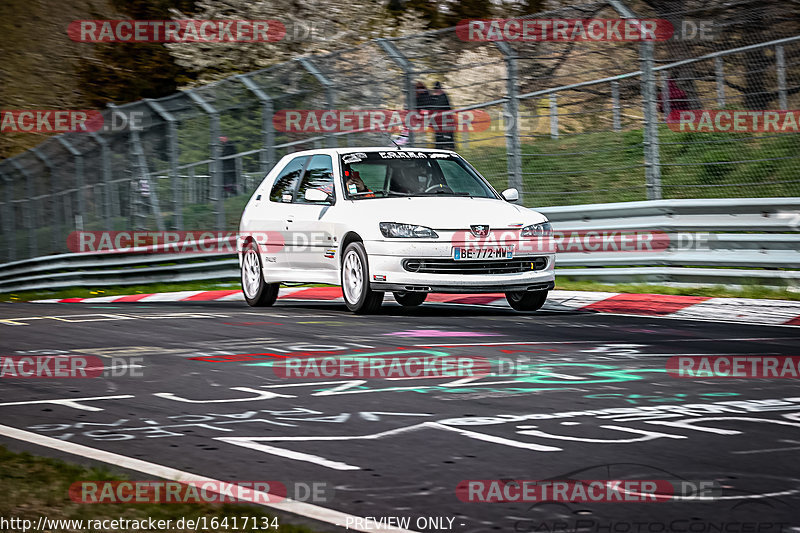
249, 155, 308, 277
287, 154, 339, 279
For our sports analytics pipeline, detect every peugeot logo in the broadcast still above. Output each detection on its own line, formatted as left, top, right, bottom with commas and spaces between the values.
470, 224, 490, 237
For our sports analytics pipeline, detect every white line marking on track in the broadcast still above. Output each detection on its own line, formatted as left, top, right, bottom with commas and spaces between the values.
731, 445, 800, 455
0, 395, 135, 411
217, 437, 360, 471
0, 423, 418, 533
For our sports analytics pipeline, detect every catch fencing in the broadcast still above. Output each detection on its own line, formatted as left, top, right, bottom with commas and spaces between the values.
1, 0, 799, 264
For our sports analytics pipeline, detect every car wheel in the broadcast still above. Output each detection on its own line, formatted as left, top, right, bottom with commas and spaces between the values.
341, 242, 384, 314
241, 242, 280, 307
505, 290, 548, 312
393, 291, 427, 307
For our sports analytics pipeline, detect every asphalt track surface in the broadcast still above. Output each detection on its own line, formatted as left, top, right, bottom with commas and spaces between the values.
1, 298, 799, 532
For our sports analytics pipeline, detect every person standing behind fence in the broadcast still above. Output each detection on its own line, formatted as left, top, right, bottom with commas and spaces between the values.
659, 79, 691, 115
414, 81, 431, 111
220, 136, 239, 197
429, 81, 455, 150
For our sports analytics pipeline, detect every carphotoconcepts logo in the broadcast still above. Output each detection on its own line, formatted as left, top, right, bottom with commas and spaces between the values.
272, 110, 491, 134
515, 518, 789, 533
1, 110, 104, 133
68, 20, 285, 43
456, 19, 673, 42
667, 356, 800, 379
456, 479, 720, 502
668, 110, 800, 133
0, 356, 143, 378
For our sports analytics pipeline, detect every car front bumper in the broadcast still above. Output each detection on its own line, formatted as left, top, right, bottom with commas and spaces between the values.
364, 239, 556, 294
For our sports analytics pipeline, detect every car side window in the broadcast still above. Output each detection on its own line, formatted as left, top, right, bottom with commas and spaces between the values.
269, 156, 308, 203
436, 160, 492, 196
296, 155, 335, 203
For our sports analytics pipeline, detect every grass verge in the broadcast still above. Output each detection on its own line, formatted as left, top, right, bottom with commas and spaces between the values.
0, 280, 240, 303
0, 444, 314, 532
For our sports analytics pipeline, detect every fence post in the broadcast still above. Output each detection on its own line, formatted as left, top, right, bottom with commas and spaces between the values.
146, 100, 182, 230
611, 80, 621, 132
610, 0, 662, 200
776, 45, 788, 111
32, 148, 62, 253
495, 41, 522, 201
237, 74, 276, 175
56, 136, 88, 230
0, 172, 15, 262
188, 166, 196, 204
715, 57, 726, 108
298, 57, 337, 148
10, 159, 37, 259
186, 89, 225, 230
640, 42, 662, 200
129, 126, 165, 232
549, 93, 559, 140
376, 39, 416, 146
88, 132, 116, 231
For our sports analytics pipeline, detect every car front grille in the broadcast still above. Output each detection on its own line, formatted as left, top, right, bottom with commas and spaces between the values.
402, 256, 548, 275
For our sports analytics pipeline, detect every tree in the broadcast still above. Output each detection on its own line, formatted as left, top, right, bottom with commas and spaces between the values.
636, 0, 800, 109
389, 0, 442, 29
78, 0, 198, 107
166, 0, 427, 85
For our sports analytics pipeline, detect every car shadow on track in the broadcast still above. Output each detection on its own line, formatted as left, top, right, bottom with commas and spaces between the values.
164, 299, 588, 318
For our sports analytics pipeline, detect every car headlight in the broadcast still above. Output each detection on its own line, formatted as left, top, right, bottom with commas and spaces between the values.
521, 221, 552, 237
379, 222, 439, 238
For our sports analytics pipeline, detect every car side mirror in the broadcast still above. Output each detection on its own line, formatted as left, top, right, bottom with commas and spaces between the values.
501, 188, 519, 202
304, 188, 331, 203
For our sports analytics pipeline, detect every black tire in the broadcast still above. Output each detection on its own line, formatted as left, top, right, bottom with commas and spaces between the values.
393, 291, 427, 307
241, 242, 280, 307
505, 290, 548, 312
341, 242, 384, 314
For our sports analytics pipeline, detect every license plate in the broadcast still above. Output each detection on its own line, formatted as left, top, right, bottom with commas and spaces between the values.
453, 247, 514, 260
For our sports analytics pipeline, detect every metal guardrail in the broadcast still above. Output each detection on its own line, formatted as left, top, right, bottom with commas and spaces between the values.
539, 198, 800, 285
3, 1, 800, 266
0, 198, 798, 292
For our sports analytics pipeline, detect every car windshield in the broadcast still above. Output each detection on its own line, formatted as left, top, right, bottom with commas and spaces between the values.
339, 151, 498, 200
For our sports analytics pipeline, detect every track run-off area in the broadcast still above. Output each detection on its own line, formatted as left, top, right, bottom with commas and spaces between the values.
1, 293, 799, 532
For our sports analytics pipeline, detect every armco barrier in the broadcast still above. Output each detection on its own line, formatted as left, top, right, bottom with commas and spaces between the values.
539, 198, 800, 285
0, 198, 798, 292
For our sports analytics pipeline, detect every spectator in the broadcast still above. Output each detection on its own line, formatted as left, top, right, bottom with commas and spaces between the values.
429, 81, 455, 150
414, 81, 431, 111
659, 79, 691, 115
220, 136, 239, 197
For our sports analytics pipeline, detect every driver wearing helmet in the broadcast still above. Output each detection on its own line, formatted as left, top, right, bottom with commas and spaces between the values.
390, 161, 432, 194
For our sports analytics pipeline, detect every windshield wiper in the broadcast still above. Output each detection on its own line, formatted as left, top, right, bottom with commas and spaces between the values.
418, 191, 471, 196
349, 191, 391, 199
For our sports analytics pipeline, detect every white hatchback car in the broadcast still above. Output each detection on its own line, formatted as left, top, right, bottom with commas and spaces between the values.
238, 147, 555, 313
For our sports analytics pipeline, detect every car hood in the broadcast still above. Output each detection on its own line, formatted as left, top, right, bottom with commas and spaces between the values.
344, 196, 547, 229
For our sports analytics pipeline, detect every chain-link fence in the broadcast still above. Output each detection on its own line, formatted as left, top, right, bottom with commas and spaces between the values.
1, 0, 799, 263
